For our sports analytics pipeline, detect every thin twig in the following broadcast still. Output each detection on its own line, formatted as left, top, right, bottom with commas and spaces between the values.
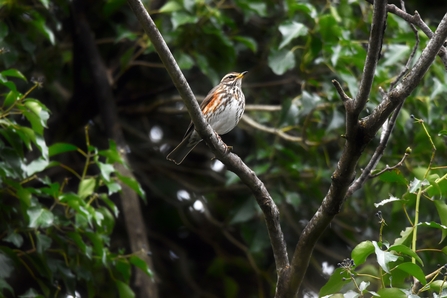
241, 114, 318, 145
369, 151, 410, 178
332, 79, 352, 102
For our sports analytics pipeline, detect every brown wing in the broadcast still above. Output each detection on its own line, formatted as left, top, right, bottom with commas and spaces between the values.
182, 84, 222, 139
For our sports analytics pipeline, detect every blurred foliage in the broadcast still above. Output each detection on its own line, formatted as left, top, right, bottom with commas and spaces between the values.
1, 0, 447, 297
0, 71, 150, 296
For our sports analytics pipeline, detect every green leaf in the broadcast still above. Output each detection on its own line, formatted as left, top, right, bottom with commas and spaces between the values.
78, 178, 96, 199
97, 162, 115, 182
98, 140, 124, 164
229, 199, 257, 224
393, 227, 413, 246
3, 90, 20, 108
377, 170, 408, 185
395, 262, 426, 285
286, 2, 317, 18
159, 1, 182, 13
31, 15, 55, 45
116, 259, 131, 282
0, 22, 8, 40
376, 288, 407, 298
0, 74, 17, 91
27, 207, 54, 228
318, 14, 341, 43
38, 0, 50, 9
4, 231, 23, 248
434, 200, 447, 243
278, 21, 308, 49
20, 108, 44, 135
0, 252, 14, 279
36, 233, 52, 254
176, 52, 195, 70
171, 11, 197, 30
100, 194, 119, 217
351, 240, 374, 266
372, 241, 399, 273
129, 256, 153, 277
389, 244, 423, 266
85, 232, 104, 257
49, 143, 78, 157
429, 280, 447, 292
26, 157, 49, 176
382, 44, 410, 67
439, 130, 447, 136
233, 36, 258, 52
1, 69, 27, 81
67, 231, 90, 259
17, 187, 32, 207
319, 267, 350, 296
116, 173, 146, 201
0, 279, 14, 296
116, 280, 135, 298
268, 48, 296, 75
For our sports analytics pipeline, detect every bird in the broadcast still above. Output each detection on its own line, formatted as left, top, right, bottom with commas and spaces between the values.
166, 71, 247, 165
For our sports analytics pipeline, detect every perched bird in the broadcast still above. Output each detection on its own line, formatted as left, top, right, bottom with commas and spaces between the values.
167, 71, 247, 165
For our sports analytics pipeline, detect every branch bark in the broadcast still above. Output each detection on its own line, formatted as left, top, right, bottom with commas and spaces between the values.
287, 4, 447, 298
126, 0, 291, 296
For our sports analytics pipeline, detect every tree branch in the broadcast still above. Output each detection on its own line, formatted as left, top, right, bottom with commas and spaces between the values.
365, 12, 447, 133
287, 5, 447, 298
126, 0, 291, 295
355, 0, 387, 115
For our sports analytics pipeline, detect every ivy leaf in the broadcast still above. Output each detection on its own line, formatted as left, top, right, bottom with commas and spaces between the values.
0, 253, 14, 278
233, 36, 258, 52
116, 280, 135, 298
372, 241, 399, 273
78, 178, 96, 199
395, 262, 426, 285
27, 207, 54, 228
49, 143, 78, 157
1, 69, 27, 81
4, 231, 23, 248
129, 256, 153, 277
116, 173, 146, 202
319, 267, 350, 296
97, 162, 115, 182
389, 244, 423, 266
159, 1, 182, 13
36, 233, 52, 254
268, 48, 296, 75
351, 240, 374, 266
433, 200, 447, 243
278, 21, 308, 49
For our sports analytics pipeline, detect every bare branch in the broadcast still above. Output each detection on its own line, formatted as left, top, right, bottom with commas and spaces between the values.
365, 12, 447, 133
369, 150, 410, 178
241, 114, 318, 145
355, 0, 387, 115
332, 79, 352, 102
126, 0, 291, 294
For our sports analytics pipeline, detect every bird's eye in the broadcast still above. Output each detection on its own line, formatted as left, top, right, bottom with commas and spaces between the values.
227, 75, 236, 80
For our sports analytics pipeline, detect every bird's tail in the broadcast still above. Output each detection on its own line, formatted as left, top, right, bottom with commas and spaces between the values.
166, 137, 201, 165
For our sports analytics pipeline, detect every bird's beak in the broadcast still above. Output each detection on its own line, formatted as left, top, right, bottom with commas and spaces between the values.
238, 71, 248, 79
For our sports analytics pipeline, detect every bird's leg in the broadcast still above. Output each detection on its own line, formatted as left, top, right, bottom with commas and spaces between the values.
210, 132, 233, 161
